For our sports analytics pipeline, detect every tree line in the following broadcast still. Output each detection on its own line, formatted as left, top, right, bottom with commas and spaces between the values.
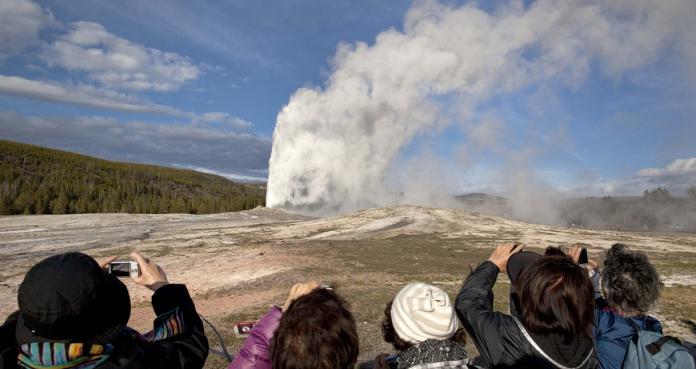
561, 186, 696, 231
0, 140, 266, 215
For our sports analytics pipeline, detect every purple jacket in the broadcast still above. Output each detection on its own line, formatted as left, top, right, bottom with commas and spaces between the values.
228, 306, 282, 369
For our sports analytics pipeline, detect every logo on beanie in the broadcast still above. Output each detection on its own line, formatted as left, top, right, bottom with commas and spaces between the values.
391, 283, 459, 344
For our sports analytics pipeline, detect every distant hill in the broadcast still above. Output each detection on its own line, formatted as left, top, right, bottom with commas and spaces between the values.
0, 140, 265, 215
455, 192, 507, 205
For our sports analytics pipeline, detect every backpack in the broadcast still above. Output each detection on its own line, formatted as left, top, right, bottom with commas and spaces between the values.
622, 319, 696, 369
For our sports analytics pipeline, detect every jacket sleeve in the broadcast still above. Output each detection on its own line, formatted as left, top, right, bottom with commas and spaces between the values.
142, 283, 209, 369
592, 311, 626, 369
227, 307, 282, 369
0, 312, 19, 369
455, 261, 521, 368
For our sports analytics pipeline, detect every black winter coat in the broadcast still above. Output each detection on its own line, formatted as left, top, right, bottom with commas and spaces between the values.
0, 284, 208, 369
455, 261, 597, 369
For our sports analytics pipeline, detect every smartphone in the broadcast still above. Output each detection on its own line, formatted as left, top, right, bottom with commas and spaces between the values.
108, 260, 139, 278
233, 322, 256, 337
578, 248, 588, 265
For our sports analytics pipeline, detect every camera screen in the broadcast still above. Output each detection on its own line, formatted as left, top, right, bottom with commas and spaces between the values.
109, 262, 131, 277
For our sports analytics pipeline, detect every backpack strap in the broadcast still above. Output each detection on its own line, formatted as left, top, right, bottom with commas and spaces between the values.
645, 336, 683, 355
511, 316, 594, 369
624, 317, 641, 345
623, 316, 685, 357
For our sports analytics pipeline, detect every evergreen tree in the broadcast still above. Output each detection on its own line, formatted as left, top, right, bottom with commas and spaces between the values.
643, 187, 671, 204
688, 186, 696, 200
51, 192, 69, 214
0, 139, 265, 215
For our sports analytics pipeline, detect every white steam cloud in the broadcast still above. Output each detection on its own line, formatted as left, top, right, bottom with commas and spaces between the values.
267, 0, 696, 216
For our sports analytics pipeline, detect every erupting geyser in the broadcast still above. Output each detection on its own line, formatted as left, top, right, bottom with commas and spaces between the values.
267, 0, 696, 216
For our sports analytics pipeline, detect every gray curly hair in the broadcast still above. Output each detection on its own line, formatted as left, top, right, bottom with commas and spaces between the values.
601, 244, 662, 314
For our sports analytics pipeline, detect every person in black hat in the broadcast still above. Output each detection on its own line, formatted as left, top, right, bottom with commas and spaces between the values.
0, 251, 208, 369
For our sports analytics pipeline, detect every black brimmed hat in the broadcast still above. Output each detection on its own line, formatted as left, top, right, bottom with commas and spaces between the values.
506, 251, 541, 285
16, 252, 130, 344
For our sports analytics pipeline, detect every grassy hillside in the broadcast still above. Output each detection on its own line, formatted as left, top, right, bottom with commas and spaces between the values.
0, 140, 265, 215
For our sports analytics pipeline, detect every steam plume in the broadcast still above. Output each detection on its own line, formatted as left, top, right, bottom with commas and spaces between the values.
267, 0, 695, 216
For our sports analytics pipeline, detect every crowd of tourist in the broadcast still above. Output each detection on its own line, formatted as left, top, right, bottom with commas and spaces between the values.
1, 242, 694, 369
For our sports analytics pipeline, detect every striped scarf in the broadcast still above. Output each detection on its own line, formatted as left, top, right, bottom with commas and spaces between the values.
17, 342, 112, 369
17, 307, 185, 369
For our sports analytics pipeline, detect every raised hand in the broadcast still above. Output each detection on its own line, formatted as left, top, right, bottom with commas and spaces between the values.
282, 281, 320, 312
567, 245, 583, 264
488, 243, 523, 272
94, 255, 117, 270
130, 251, 169, 291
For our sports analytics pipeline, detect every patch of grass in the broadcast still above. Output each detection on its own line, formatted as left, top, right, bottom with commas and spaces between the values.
651, 252, 696, 275
659, 286, 696, 322
304, 235, 497, 278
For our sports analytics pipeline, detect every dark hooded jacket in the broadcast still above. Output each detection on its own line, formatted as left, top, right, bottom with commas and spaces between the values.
0, 252, 208, 369
455, 261, 597, 369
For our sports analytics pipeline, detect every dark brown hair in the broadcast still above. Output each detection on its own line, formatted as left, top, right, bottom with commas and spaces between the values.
381, 300, 413, 351
381, 300, 466, 351
517, 255, 594, 340
271, 288, 359, 369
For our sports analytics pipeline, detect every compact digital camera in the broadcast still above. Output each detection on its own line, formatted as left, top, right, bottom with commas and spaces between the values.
107, 260, 140, 278
233, 322, 256, 337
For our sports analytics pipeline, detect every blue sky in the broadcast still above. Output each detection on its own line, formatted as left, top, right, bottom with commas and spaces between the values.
1, 0, 695, 196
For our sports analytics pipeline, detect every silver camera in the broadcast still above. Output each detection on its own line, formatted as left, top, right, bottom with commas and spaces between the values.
107, 260, 140, 278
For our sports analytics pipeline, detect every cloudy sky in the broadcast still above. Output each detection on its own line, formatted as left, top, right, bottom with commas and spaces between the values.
0, 0, 694, 195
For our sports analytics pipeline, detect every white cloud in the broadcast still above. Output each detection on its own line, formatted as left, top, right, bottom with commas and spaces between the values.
0, 0, 55, 59
199, 112, 252, 130
0, 75, 252, 129
179, 166, 267, 182
572, 158, 696, 196
0, 111, 270, 176
637, 158, 696, 177
41, 21, 200, 91
0, 74, 183, 115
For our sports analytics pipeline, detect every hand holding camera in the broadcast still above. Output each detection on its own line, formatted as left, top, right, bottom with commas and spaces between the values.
96, 255, 137, 278
488, 243, 524, 273
568, 245, 600, 280
130, 251, 169, 291
101, 251, 168, 291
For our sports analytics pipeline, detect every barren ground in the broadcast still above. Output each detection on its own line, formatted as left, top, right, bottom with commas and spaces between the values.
1, 205, 695, 368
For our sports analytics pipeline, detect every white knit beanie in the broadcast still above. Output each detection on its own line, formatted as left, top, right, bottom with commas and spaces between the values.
390, 283, 458, 344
